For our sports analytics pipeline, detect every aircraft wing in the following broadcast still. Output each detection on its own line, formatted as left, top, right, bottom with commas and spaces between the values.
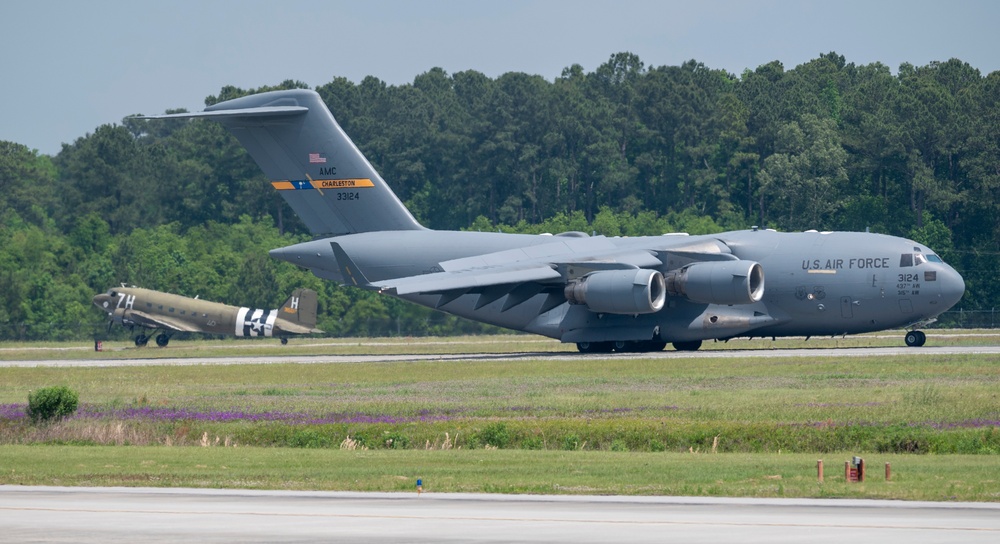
370, 237, 718, 297
375, 265, 562, 296
122, 311, 202, 332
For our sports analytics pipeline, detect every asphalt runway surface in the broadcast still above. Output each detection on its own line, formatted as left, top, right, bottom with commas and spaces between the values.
2, 486, 999, 543
2, 344, 1000, 367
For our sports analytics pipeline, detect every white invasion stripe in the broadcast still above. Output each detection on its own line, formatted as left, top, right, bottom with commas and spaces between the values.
264, 309, 277, 337
235, 307, 250, 336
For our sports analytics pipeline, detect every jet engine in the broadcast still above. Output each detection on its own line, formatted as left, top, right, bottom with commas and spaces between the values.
564, 269, 666, 314
665, 260, 764, 305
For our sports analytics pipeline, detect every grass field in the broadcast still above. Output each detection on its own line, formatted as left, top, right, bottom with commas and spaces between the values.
3, 446, 999, 501
1, 332, 998, 500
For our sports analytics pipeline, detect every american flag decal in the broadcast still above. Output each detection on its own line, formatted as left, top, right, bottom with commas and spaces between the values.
309, 153, 326, 164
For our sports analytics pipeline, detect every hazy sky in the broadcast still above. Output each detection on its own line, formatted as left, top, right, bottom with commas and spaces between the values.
2, 0, 997, 155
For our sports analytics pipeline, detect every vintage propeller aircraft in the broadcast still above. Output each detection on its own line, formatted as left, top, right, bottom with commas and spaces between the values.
139, 89, 965, 352
93, 286, 322, 347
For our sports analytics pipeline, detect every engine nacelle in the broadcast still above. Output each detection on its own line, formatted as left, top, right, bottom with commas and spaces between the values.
665, 260, 764, 305
564, 269, 666, 314
111, 307, 128, 326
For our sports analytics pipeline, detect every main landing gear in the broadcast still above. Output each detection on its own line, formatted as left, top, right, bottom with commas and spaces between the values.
134, 333, 171, 347
576, 340, 669, 353
904, 330, 927, 347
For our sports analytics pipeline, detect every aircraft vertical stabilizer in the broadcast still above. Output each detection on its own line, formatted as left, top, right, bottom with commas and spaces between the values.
139, 90, 424, 236
279, 288, 320, 332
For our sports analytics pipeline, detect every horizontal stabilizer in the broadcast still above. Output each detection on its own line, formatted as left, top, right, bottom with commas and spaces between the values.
137, 106, 307, 120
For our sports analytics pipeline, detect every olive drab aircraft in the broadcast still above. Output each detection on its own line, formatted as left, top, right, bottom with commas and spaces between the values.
139, 89, 965, 352
93, 286, 322, 347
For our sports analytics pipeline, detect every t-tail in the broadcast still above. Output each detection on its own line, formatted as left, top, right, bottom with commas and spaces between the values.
278, 288, 321, 333
139, 89, 424, 236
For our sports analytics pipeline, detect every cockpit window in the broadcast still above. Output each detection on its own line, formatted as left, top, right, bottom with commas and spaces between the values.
901, 253, 932, 267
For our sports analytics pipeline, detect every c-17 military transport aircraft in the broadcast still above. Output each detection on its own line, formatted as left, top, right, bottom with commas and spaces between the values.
93, 286, 322, 347
140, 89, 965, 352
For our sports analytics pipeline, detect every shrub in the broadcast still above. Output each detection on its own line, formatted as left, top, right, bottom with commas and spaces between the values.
27, 386, 79, 423
383, 430, 409, 449
610, 439, 629, 452
287, 428, 332, 448
561, 433, 581, 450
475, 422, 511, 449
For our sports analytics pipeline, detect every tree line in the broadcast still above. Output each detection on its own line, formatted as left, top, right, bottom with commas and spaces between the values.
1, 51, 997, 340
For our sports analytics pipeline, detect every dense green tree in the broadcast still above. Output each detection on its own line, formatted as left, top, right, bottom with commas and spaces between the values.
2, 52, 998, 339
0, 142, 58, 228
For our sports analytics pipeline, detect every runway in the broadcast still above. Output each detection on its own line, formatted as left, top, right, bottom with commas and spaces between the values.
2, 344, 1000, 367
2, 486, 998, 543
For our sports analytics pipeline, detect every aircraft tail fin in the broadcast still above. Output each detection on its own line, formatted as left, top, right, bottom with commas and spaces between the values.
139, 89, 424, 237
279, 288, 321, 332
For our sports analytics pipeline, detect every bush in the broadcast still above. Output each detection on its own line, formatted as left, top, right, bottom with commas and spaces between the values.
27, 386, 79, 423
383, 430, 409, 449
287, 428, 332, 448
474, 422, 512, 449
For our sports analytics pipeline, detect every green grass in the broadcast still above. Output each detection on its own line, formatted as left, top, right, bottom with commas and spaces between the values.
2, 352, 998, 429
1, 333, 998, 500
2, 446, 998, 501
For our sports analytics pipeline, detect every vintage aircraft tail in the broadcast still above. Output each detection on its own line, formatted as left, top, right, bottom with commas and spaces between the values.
140, 89, 424, 236
279, 288, 321, 332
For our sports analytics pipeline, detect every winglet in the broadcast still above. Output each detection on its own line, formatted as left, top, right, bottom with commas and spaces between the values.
331, 243, 373, 288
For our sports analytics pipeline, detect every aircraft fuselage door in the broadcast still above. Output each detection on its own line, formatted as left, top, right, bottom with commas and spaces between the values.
840, 296, 853, 318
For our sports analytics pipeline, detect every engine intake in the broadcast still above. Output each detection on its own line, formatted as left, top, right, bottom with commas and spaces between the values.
565, 269, 666, 314
665, 260, 764, 305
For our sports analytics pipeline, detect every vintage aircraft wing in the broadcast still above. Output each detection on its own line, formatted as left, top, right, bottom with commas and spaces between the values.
122, 310, 202, 332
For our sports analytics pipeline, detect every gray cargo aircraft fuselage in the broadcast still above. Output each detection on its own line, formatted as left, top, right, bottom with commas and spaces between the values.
140, 90, 964, 352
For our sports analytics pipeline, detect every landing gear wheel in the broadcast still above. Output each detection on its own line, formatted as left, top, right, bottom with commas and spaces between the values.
576, 341, 614, 353
613, 340, 630, 352
904, 330, 926, 347
134, 334, 149, 347
155, 333, 170, 347
280, 337, 288, 345
672, 340, 703, 352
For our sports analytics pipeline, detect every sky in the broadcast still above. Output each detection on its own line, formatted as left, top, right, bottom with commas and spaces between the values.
2, 0, 998, 156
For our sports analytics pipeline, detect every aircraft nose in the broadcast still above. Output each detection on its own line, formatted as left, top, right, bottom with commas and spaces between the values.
92, 294, 110, 310
938, 266, 966, 309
